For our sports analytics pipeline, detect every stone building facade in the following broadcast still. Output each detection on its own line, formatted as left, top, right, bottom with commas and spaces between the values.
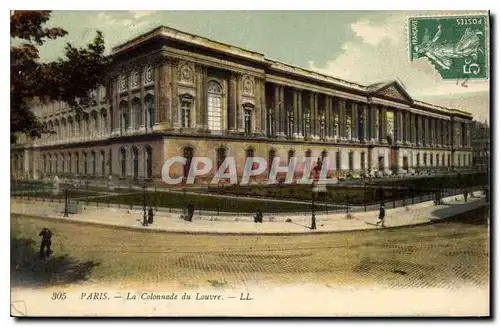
11, 25, 473, 183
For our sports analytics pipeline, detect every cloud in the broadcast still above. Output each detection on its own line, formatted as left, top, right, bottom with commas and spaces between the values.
130, 11, 155, 19
308, 13, 490, 120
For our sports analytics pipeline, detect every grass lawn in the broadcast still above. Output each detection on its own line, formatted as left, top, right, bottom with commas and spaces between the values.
205, 184, 425, 205
86, 191, 314, 213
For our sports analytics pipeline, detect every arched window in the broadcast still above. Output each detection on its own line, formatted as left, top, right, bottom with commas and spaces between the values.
100, 109, 107, 134
61, 118, 67, 140
48, 154, 52, 174
246, 147, 254, 159
120, 101, 130, 132
268, 148, 276, 171
183, 147, 194, 179
42, 155, 46, 173
216, 147, 226, 170
68, 117, 74, 138
335, 151, 341, 171
145, 146, 152, 179
430, 153, 434, 166
54, 120, 60, 140
131, 98, 140, 130
75, 153, 79, 174
423, 153, 427, 166
145, 94, 155, 130
91, 151, 96, 176
68, 152, 72, 174
180, 95, 193, 128
207, 80, 222, 131
360, 152, 366, 171
244, 105, 252, 134
120, 148, 126, 178
132, 147, 139, 180
416, 153, 420, 167
91, 111, 99, 136
348, 151, 354, 171
101, 150, 106, 176
83, 152, 88, 175
288, 149, 295, 164
442, 154, 445, 167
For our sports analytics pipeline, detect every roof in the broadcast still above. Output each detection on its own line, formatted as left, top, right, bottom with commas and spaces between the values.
111, 25, 473, 119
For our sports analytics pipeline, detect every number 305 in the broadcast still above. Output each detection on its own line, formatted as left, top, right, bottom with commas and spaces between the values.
51, 292, 67, 300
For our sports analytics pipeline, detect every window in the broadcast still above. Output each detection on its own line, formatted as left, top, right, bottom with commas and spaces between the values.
430, 153, 434, 166
132, 147, 139, 180
83, 152, 88, 175
360, 152, 366, 170
423, 153, 427, 166
448, 154, 451, 166
442, 154, 445, 167
378, 156, 384, 171
348, 151, 354, 171
101, 150, 106, 176
181, 98, 192, 128
335, 151, 341, 171
288, 149, 295, 164
417, 153, 420, 167
75, 154, 79, 174
145, 146, 152, 179
120, 148, 126, 178
145, 94, 155, 130
207, 81, 222, 131
268, 149, 276, 172
216, 147, 226, 170
244, 107, 252, 134
183, 147, 194, 179
91, 151, 96, 176
120, 102, 130, 131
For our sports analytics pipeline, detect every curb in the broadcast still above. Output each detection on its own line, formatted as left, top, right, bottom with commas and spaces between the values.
11, 202, 488, 236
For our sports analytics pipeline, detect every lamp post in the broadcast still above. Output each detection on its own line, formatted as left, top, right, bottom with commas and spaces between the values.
63, 182, 69, 217
142, 182, 148, 226
311, 181, 317, 230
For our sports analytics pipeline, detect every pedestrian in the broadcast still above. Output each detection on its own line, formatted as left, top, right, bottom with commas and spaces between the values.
463, 189, 469, 202
147, 207, 154, 224
375, 203, 386, 227
186, 201, 194, 222
39, 227, 52, 259
254, 209, 263, 223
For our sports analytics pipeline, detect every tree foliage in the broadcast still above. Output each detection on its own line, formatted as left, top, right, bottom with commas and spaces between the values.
11, 10, 108, 143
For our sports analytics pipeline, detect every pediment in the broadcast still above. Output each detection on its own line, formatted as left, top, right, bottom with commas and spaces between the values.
369, 80, 414, 104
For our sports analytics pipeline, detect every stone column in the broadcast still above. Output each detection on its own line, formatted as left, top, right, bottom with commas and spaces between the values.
278, 85, 285, 136
293, 89, 299, 137
325, 95, 332, 139
311, 92, 318, 138
229, 74, 238, 131
195, 64, 206, 128
297, 90, 303, 138
373, 105, 379, 142
362, 104, 369, 142
259, 78, 266, 135
352, 102, 358, 141
379, 106, 387, 143
339, 99, 345, 140
171, 60, 180, 128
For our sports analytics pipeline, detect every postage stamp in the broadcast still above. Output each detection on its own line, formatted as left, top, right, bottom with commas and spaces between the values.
408, 14, 489, 80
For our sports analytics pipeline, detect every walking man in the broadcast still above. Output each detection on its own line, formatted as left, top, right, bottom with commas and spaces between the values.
186, 201, 195, 222
39, 227, 52, 259
254, 209, 263, 223
375, 203, 386, 227
463, 189, 469, 202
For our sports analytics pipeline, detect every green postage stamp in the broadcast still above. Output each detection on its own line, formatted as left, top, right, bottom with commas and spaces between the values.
408, 14, 489, 80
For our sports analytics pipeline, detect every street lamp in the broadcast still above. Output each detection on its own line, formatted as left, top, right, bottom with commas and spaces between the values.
63, 182, 69, 217
142, 182, 148, 226
311, 181, 317, 230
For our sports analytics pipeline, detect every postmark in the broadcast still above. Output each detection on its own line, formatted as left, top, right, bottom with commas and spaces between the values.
408, 14, 489, 80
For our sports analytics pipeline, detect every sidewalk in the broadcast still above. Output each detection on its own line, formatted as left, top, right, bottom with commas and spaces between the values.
11, 192, 488, 235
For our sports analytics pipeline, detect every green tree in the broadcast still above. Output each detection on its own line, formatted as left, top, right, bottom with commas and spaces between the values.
11, 10, 108, 143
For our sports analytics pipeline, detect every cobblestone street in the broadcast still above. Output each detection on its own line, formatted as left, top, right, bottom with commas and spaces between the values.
11, 206, 489, 290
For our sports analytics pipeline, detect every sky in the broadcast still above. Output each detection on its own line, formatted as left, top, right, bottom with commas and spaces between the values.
30, 10, 490, 122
